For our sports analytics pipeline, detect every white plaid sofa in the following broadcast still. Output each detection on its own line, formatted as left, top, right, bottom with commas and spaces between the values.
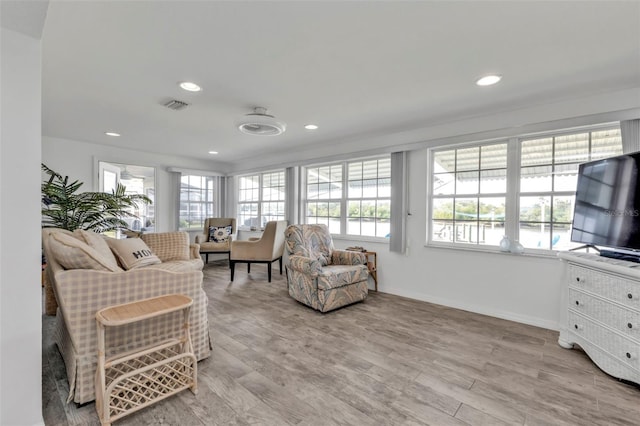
42, 229, 212, 404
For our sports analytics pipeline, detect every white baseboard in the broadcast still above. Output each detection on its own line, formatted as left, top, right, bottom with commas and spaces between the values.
379, 286, 560, 331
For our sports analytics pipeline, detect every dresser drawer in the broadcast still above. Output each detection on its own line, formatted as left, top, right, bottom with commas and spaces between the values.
569, 288, 640, 338
568, 264, 640, 309
568, 310, 640, 370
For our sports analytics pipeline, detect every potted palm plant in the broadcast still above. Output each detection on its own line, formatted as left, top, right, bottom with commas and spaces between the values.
41, 163, 151, 232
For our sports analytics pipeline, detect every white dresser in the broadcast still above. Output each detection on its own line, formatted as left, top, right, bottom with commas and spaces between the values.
558, 252, 640, 384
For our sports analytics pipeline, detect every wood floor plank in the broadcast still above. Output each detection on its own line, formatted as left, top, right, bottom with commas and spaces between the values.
42, 260, 640, 425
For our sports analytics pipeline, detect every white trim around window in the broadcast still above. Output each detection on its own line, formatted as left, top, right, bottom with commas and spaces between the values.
427, 123, 623, 255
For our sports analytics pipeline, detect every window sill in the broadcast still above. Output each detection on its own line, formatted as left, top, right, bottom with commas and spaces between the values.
424, 241, 560, 259
332, 234, 390, 244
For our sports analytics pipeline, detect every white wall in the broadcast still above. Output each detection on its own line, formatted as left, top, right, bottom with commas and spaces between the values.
0, 27, 44, 425
42, 136, 229, 234
337, 148, 563, 330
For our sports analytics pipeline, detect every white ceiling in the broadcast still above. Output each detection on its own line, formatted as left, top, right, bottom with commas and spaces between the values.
41, 1, 640, 170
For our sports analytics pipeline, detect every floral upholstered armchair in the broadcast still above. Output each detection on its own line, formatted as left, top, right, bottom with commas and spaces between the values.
284, 224, 369, 312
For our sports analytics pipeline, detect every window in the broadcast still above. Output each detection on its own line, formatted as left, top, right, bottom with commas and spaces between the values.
518, 128, 622, 250
237, 171, 285, 229
431, 143, 507, 246
429, 126, 622, 252
179, 175, 219, 230
98, 161, 155, 232
305, 157, 391, 238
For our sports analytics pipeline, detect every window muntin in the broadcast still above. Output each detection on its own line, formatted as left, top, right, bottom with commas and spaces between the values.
305, 157, 391, 238
431, 143, 508, 246
518, 128, 622, 250
179, 175, 218, 230
429, 125, 623, 253
237, 171, 285, 229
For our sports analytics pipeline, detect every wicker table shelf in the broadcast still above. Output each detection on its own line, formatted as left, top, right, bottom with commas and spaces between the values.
95, 294, 198, 426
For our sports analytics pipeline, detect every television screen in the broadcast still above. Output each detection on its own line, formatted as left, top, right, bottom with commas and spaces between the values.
571, 151, 640, 251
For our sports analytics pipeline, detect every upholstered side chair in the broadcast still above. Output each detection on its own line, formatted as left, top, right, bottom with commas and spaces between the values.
284, 224, 369, 312
230, 220, 288, 282
195, 217, 236, 264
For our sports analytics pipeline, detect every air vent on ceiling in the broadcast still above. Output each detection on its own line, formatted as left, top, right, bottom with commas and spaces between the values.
163, 99, 190, 111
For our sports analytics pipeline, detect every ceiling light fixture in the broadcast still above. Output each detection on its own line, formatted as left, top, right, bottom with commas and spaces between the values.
304, 124, 319, 130
476, 75, 502, 86
237, 107, 286, 136
208, 151, 218, 155
179, 81, 202, 92
105, 132, 121, 137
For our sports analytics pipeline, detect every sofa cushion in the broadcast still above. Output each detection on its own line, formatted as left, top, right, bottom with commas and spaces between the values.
208, 225, 232, 243
48, 232, 122, 272
141, 232, 190, 262
144, 259, 204, 272
107, 238, 161, 270
74, 230, 120, 271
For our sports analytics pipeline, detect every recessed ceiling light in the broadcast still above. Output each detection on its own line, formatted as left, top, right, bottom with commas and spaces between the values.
179, 81, 202, 92
208, 151, 218, 155
476, 75, 502, 86
105, 132, 121, 137
304, 124, 319, 130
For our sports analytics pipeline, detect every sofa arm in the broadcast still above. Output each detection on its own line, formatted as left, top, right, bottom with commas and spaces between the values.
332, 249, 367, 266
189, 243, 200, 259
288, 255, 322, 277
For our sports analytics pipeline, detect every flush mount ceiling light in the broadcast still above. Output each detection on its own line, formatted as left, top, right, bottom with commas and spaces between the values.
105, 131, 121, 137
304, 124, 319, 130
208, 151, 218, 155
476, 75, 502, 86
179, 81, 202, 92
237, 107, 286, 136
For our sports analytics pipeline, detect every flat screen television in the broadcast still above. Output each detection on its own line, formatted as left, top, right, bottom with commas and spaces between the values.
571, 151, 640, 257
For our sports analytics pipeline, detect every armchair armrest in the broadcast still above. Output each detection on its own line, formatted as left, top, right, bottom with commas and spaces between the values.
194, 233, 207, 244
288, 255, 322, 277
332, 249, 367, 266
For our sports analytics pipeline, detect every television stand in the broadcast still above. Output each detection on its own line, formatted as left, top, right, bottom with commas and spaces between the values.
600, 249, 640, 263
569, 244, 600, 253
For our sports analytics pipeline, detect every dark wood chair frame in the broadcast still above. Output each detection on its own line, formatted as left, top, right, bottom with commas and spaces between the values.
230, 257, 283, 282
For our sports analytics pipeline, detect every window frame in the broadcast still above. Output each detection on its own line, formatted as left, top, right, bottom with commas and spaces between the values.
303, 155, 391, 241
426, 124, 623, 256
178, 174, 220, 231
236, 170, 286, 229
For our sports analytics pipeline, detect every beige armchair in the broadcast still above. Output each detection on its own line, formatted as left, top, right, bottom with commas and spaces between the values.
195, 217, 236, 263
230, 220, 288, 282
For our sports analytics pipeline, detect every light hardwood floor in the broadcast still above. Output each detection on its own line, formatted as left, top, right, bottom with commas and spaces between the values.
42, 261, 640, 425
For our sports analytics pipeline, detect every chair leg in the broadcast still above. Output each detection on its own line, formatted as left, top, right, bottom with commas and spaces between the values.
267, 262, 272, 282
279, 257, 283, 274
247, 263, 251, 273
230, 261, 235, 281
205, 253, 209, 264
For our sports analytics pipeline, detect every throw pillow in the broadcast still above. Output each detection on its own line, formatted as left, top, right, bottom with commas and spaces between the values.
107, 238, 162, 270
141, 232, 190, 262
48, 232, 122, 272
74, 229, 121, 271
208, 226, 232, 243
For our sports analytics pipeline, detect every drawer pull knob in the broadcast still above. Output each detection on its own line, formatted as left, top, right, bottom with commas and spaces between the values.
628, 323, 633, 329
575, 300, 580, 306
626, 352, 632, 359
629, 293, 634, 299
574, 324, 579, 330
576, 277, 581, 282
